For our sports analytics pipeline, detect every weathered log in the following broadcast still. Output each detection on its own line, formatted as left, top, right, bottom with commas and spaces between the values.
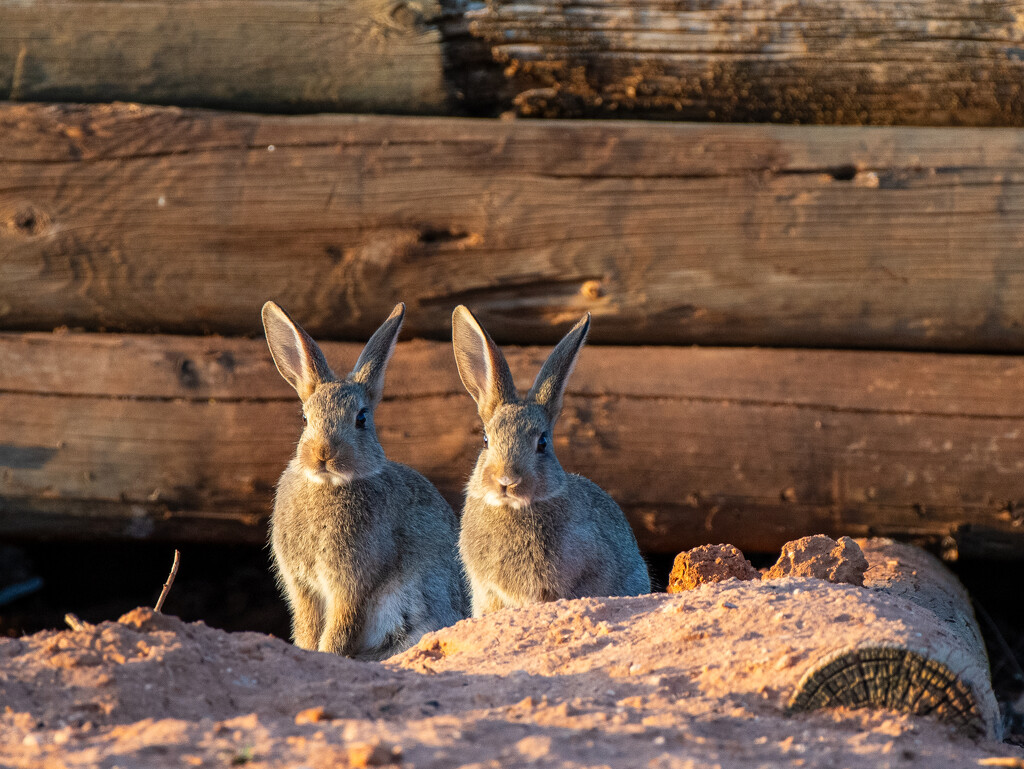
789, 539, 1000, 737
0, 0, 446, 114
393, 539, 1001, 739
454, 0, 1024, 125
2, 331, 1024, 556
5, 103, 1024, 351
2, 1, 1024, 126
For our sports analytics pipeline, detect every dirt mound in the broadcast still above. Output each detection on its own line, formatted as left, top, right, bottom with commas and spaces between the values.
765, 535, 869, 586
665, 537, 870, 593
667, 543, 759, 591
0, 587, 1019, 768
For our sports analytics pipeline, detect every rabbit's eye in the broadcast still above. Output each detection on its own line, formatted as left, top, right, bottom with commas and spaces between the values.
300, 412, 307, 426
536, 433, 548, 454
483, 433, 489, 448
355, 408, 368, 429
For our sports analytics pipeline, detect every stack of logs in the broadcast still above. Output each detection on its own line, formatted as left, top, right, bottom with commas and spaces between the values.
1, 0, 1024, 558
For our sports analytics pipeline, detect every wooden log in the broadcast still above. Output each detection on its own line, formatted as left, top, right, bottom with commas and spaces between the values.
450, 0, 1024, 126
395, 539, 1001, 739
788, 539, 1000, 737
0, 0, 447, 114
5, 103, 1024, 351
2, 331, 1024, 556
2, 1, 1023, 127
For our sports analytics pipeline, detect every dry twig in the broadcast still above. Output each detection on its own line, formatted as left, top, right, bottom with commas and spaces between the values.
64, 613, 91, 632
154, 549, 181, 613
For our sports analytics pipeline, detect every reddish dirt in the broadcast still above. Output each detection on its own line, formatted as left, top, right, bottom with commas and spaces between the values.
667, 544, 759, 592
765, 535, 869, 586
0, 579, 1020, 768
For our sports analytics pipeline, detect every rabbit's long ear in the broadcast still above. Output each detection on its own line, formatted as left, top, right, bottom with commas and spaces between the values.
452, 305, 517, 422
262, 301, 336, 402
528, 313, 590, 423
350, 303, 405, 407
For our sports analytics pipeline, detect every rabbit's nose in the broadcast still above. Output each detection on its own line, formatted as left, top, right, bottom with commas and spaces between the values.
312, 441, 334, 463
498, 475, 521, 491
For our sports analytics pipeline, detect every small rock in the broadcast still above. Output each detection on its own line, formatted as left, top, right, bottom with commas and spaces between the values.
347, 739, 401, 767
516, 735, 553, 761
764, 535, 868, 586
667, 544, 759, 592
294, 707, 331, 725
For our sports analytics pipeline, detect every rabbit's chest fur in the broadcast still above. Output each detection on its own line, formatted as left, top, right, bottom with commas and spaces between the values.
271, 466, 398, 590
460, 496, 573, 606
271, 460, 466, 657
460, 474, 651, 614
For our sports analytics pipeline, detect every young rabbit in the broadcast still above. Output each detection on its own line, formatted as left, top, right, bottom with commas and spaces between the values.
451, 305, 650, 616
262, 301, 467, 659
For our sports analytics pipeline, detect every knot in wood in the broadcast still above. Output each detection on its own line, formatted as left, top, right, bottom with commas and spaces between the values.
8, 204, 51, 237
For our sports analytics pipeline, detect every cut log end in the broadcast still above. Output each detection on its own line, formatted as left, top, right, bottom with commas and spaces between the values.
788, 645, 985, 736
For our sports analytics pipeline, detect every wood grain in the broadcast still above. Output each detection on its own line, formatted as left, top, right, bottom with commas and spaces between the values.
4, 103, 1024, 351
0, 0, 446, 114
453, 0, 1024, 125
3, 0, 1024, 126
790, 539, 1000, 738
2, 331, 1023, 556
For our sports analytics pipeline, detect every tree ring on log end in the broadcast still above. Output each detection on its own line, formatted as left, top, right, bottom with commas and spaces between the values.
788, 645, 984, 736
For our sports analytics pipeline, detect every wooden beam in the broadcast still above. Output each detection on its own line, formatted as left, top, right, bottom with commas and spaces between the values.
2, 1, 1023, 126
456, 0, 1024, 126
4, 104, 1024, 351
0, 0, 447, 114
1, 331, 1023, 556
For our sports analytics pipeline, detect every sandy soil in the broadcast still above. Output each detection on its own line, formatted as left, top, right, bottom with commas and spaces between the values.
1, 575, 1021, 769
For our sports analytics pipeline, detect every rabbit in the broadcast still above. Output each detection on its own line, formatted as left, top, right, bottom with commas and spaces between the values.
451, 305, 651, 617
262, 301, 467, 660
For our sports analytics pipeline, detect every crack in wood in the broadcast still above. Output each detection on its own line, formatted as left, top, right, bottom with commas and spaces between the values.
418, 275, 606, 306
3, 382, 1024, 421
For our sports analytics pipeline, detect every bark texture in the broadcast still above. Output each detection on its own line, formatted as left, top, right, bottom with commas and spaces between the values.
455, 0, 1024, 125
2, 332, 1024, 556
5, 104, 1024, 350
0, 0, 446, 113
3, 1, 1024, 125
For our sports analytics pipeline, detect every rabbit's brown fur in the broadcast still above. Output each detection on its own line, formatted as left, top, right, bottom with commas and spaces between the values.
452, 306, 650, 617
263, 301, 467, 659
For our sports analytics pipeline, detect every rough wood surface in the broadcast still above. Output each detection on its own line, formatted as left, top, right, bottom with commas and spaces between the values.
789, 539, 1000, 738
453, 0, 1024, 125
394, 540, 1001, 740
3, 1, 1024, 126
0, 0, 446, 113
2, 331, 1024, 556
5, 103, 1024, 351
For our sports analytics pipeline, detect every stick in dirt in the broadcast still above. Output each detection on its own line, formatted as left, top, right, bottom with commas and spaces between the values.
154, 549, 181, 613
64, 612, 91, 631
